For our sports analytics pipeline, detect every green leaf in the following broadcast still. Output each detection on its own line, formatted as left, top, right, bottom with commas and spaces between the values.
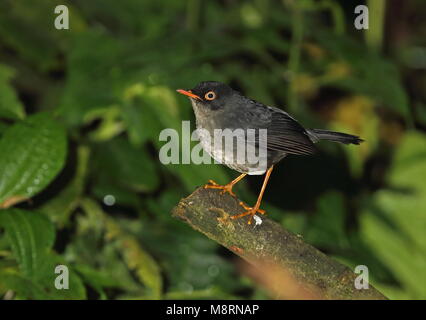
41, 146, 90, 227
0, 271, 49, 299
93, 136, 159, 193
0, 121, 9, 136
0, 113, 67, 207
389, 132, 426, 191
0, 209, 55, 279
360, 132, 426, 299
117, 235, 163, 299
0, 209, 86, 299
0, 64, 25, 120
379, 132, 426, 252
0, 1, 59, 71
104, 219, 162, 299
79, 198, 163, 298
316, 33, 410, 119
35, 254, 87, 300
141, 191, 244, 294
360, 213, 426, 299
59, 31, 122, 126
0, 260, 87, 300
305, 192, 349, 249
84, 106, 125, 142
74, 264, 118, 300
122, 98, 153, 147
122, 83, 183, 147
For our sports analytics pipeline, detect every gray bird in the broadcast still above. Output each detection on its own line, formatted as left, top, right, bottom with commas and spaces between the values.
177, 81, 363, 224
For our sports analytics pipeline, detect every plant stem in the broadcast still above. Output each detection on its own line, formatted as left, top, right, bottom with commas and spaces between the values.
287, 1, 304, 114
366, 0, 386, 52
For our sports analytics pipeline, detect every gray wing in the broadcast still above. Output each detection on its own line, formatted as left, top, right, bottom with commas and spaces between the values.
243, 99, 316, 156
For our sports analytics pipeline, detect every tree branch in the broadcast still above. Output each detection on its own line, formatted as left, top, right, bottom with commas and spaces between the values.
171, 187, 387, 300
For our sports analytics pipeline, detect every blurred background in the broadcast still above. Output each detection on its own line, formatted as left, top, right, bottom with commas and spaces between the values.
0, 0, 425, 299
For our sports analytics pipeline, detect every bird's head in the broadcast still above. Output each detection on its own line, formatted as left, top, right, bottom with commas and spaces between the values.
177, 81, 234, 113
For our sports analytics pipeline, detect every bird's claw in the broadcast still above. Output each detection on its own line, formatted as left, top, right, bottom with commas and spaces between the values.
203, 180, 236, 197
206, 179, 219, 186
238, 201, 265, 215
204, 178, 266, 224
231, 205, 266, 224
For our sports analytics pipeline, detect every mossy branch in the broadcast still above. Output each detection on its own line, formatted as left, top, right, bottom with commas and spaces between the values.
171, 187, 387, 300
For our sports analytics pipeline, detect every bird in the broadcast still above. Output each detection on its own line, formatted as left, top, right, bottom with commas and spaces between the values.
177, 81, 363, 224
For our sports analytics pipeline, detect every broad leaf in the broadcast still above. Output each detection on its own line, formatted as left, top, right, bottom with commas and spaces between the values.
0, 209, 55, 279
41, 146, 89, 227
0, 113, 67, 207
0, 209, 86, 299
0, 64, 25, 120
316, 33, 410, 119
360, 132, 426, 299
93, 136, 159, 193
0, 271, 49, 299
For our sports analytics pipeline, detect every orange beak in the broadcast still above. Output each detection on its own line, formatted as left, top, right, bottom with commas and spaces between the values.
176, 89, 202, 101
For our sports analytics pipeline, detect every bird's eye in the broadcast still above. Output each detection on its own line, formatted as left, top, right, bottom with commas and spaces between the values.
204, 91, 216, 101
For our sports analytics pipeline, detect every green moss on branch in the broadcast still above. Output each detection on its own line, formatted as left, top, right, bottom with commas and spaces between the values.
172, 187, 387, 300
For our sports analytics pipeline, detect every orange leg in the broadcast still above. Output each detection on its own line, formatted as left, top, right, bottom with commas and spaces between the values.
204, 173, 247, 197
231, 166, 274, 224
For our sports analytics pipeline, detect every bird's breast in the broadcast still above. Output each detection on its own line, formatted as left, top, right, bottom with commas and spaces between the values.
194, 118, 270, 175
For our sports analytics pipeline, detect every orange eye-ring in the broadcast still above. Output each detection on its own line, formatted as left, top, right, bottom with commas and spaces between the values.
204, 91, 216, 100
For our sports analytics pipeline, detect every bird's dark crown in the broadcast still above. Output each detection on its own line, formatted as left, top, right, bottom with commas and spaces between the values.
191, 81, 231, 96
189, 81, 234, 110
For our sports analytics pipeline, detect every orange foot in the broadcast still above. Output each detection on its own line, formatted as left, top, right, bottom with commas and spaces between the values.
231, 202, 266, 224
203, 180, 237, 197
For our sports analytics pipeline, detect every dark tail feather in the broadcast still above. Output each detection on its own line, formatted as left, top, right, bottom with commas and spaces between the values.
308, 129, 363, 145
